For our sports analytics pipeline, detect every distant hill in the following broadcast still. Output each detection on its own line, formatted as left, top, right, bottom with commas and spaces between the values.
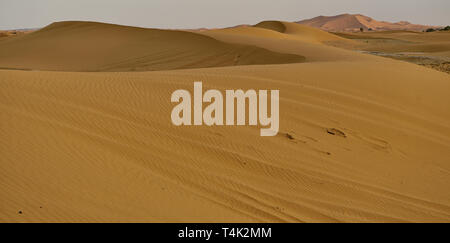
297, 14, 439, 32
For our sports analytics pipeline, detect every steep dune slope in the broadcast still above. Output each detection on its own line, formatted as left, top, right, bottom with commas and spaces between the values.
0, 21, 305, 71
254, 21, 287, 33
298, 14, 367, 32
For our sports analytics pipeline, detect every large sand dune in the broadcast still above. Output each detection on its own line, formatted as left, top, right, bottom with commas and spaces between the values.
297, 14, 439, 32
1, 21, 450, 222
203, 21, 365, 62
0, 21, 304, 71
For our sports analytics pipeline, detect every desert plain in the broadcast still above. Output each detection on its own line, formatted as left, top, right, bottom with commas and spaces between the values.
0, 19, 449, 222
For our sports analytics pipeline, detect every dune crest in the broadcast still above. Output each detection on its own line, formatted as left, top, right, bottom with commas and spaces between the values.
0, 21, 305, 71
254, 21, 287, 33
202, 21, 364, 62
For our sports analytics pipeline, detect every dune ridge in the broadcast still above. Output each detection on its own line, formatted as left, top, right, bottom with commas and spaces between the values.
254, 21, 287, 33
0, 21, 305, 72
203, 21, 371, 62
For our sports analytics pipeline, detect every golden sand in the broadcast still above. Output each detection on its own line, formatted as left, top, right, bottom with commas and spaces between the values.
1, 21, 449, 222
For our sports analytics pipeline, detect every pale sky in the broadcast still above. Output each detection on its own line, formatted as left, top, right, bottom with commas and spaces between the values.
1, 0, 449, 30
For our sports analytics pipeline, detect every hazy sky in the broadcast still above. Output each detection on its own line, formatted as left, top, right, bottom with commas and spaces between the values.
1, 0, 449, 30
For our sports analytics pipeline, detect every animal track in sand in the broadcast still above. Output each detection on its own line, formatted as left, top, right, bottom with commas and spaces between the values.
278, 132, 308, 144
285, 133, 295, 140
326, 128, 347, 138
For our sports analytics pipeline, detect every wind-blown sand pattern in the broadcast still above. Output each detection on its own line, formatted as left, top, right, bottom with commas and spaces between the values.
1, 21, 449, 222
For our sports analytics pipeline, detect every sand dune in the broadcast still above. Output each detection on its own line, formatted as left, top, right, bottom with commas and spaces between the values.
297, 14, 439, 32
255, 20, 351, 43
0, 21, 304, 71
203, 21, 364, 62
1, 20, 450, 222
254, 21, 287, 33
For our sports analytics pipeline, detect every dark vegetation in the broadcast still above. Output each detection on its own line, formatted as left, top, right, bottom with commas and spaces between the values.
425, 26, 450, 32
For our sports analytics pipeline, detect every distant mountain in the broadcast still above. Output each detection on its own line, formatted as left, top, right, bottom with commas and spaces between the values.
297, 14, 439, 32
